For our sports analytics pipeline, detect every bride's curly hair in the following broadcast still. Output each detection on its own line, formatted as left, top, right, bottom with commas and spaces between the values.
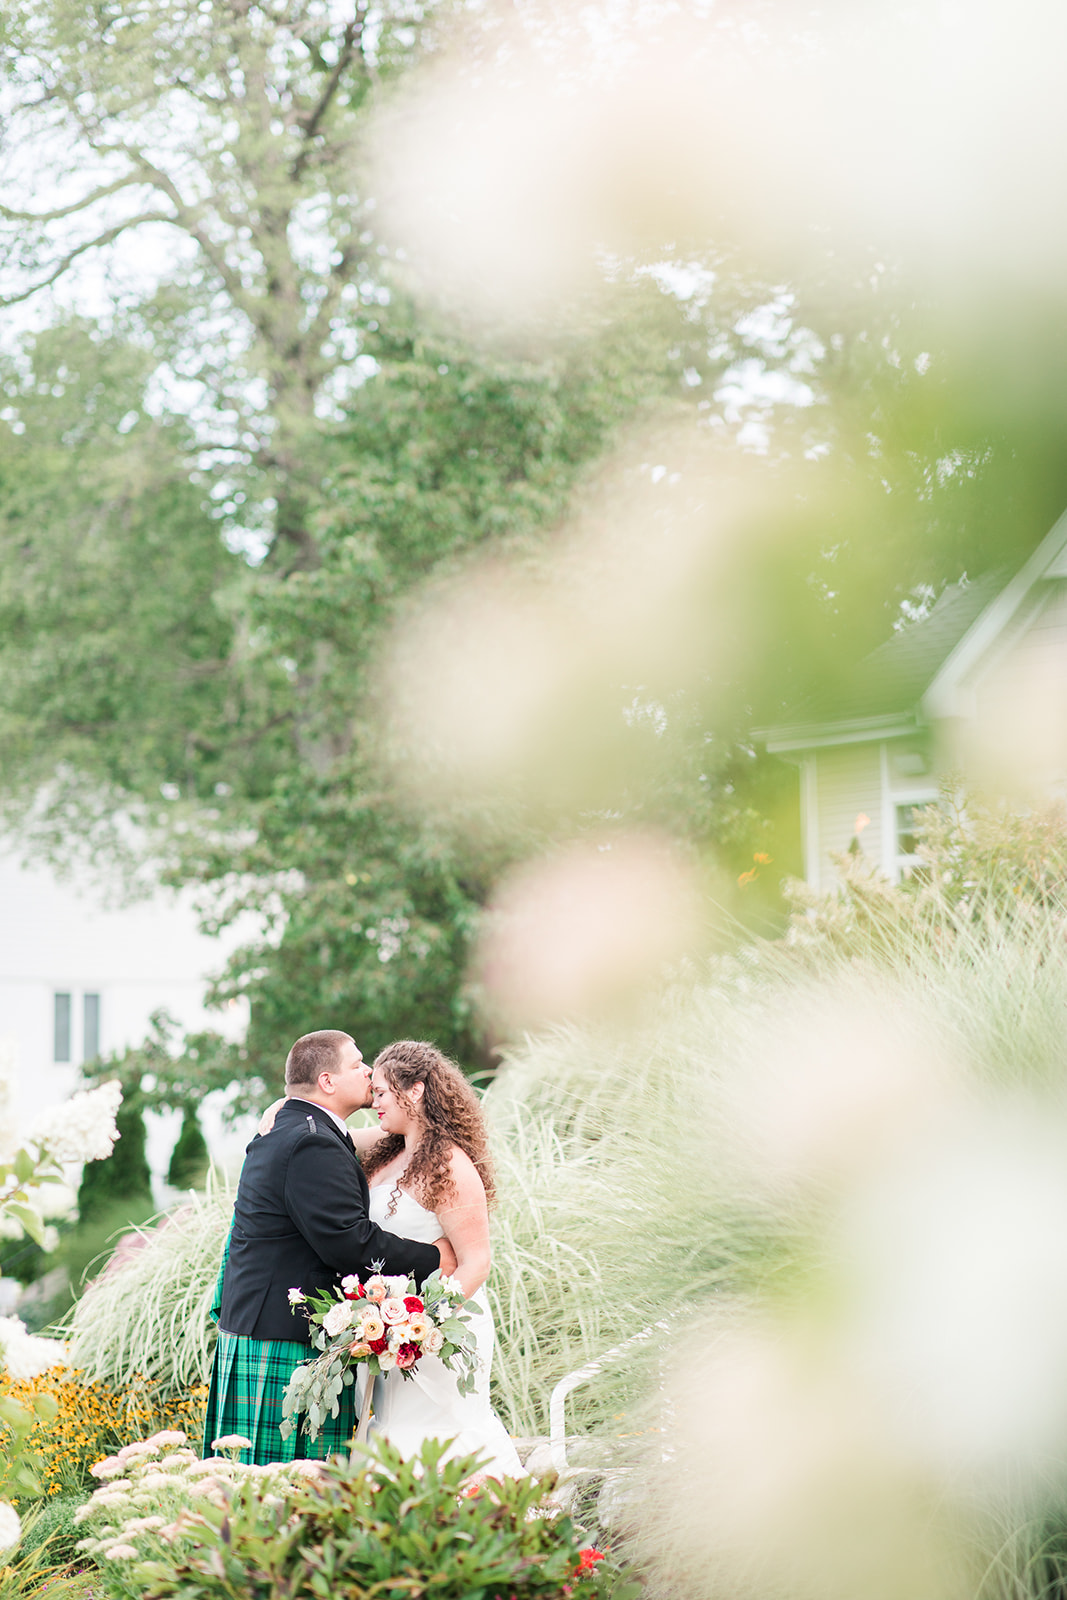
361, 1040, 496, 1218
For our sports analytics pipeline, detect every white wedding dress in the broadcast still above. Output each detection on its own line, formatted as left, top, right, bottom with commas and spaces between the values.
366, 1183, 526, 1476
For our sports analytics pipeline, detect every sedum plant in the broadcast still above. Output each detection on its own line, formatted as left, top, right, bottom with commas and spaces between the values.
76, 1432, 601, 1600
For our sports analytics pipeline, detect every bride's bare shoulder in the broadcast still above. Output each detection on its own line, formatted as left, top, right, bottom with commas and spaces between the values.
442, 1145, 486, 1204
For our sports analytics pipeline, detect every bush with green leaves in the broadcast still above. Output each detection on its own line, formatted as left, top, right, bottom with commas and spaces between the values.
77, 1434, 602, 1600
17, 1489, 88, 1566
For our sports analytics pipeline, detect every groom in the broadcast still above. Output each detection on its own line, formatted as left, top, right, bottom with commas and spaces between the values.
204, 1029, 456, 1465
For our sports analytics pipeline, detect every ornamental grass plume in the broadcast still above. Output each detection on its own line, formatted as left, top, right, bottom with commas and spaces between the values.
66, 1173, 232, 1395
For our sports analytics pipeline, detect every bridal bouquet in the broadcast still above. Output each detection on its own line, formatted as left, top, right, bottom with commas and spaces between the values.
280, 1266, 479, 1442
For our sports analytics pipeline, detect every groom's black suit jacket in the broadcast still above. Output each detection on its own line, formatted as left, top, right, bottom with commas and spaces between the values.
219, 1097, 441, 1343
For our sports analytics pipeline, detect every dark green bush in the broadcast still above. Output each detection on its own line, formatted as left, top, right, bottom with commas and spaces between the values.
77, 1099, 152, 1224
127, 1439, 598, 1600
166, 1109, 209, 1191
17, 1490, 88, 1565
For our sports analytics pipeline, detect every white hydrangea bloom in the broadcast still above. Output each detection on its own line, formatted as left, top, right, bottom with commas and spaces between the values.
0, 1316, 68, 1381
0, 1502, 20, 1552
29, 1080, 123, 1165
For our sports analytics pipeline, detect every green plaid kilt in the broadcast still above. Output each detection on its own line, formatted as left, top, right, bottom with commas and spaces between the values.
203, 1227, 356, 1465
203, 1329, 357, 1465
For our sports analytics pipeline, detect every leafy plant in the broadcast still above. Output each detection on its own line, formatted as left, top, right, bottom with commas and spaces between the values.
107, 1437, 595, 1600
16, 1490, 88, 1565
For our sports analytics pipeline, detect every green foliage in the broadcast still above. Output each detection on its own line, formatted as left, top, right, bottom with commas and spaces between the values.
166, 1111, 209, 1192
0, 1387, 58, 1502
17, 1490, 88, 1565
116, 1438, 591, 1600
77, 1099, 152, 1227
783, 784, 1067, 964
0, 1505, 85, 1599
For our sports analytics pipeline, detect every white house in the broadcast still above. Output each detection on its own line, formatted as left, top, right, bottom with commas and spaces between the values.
0, 843, 259, 1192
756, 507, 1067, 889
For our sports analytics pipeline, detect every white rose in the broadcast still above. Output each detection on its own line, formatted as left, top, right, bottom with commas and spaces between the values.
424, 1326, 445, 1354
384, 1275, 410, 1297
377, 1349, 398, 1371
322, 1301, 354, 1338
380, 1297, 407, 1325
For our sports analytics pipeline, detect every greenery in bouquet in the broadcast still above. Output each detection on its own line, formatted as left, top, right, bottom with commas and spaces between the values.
282, 1267, 479, 1443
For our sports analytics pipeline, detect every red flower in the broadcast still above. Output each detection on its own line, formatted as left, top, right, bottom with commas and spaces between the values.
576, 1548, 605, 1574
404, 1295, 424, 1314
396, 1343, 419, 1370
345, 1284, 365, 1300
368, 1336, 388, 1355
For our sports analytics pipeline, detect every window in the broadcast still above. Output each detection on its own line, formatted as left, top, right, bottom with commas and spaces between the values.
83, 993, 100, 1062
895, 797, 938, 877
54, 993, 72, 1063
896, 803, 922, 859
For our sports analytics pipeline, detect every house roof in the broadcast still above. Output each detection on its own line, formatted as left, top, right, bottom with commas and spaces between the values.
758, 505, 1067, 754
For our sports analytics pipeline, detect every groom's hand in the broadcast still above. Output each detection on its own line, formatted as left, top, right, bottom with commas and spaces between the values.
433, 1237, 458, 1277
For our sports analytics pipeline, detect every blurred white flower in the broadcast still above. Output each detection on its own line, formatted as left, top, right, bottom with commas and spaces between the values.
29, 1080, 123, 1165
0, 1502, 20, 1553
103, 1543, 138, 1561
0, 1316, 67, 1380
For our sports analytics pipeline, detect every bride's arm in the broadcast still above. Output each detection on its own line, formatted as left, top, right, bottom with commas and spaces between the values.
257, 1100, 383, 1155
349, 1126, 382, 1154
433, 1149, 491, 1298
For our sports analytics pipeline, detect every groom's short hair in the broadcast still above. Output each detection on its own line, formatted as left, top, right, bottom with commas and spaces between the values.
285, 1029, 354, 1090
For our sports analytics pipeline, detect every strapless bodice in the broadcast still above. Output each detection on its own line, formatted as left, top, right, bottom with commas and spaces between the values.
367, 1182, 442, 1244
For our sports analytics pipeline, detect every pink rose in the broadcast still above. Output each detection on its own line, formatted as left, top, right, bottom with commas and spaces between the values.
381, 1297, 408, 1325
395, 1343, 418, 1369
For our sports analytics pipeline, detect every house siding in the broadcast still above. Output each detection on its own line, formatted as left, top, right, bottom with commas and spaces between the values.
812, 742, 884, 889
966, 580, 1067, 793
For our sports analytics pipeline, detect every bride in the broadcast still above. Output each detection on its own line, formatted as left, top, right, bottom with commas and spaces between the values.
272, 1038, 524, 1476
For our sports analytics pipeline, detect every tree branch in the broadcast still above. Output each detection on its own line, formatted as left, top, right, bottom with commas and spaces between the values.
0, 212, 176, 306
90, 142, 250, 306
291, 4, 369, 180
0, 173, 151, 226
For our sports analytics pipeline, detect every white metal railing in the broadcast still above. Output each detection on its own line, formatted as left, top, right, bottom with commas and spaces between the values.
548, 1319, 670, 1475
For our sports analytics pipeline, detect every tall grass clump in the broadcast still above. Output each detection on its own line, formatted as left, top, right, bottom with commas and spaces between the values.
64, 1176, 232, 1397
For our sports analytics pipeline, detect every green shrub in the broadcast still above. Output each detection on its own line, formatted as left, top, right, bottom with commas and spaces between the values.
77, 1098, 153, 1225
78, 1435, 598, 1600
17, 1489, 88, 1564
166, 1111, 209, 1192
